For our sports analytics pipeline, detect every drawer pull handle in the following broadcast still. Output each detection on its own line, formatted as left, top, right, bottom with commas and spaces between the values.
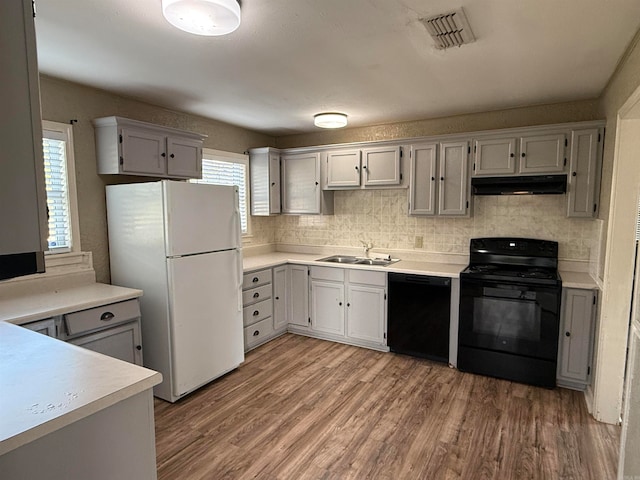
253, 330, 260, 337
252, 277, 259, 283
253, 292, 260, 298
253, 310, 260, 316
100, 312, 115, 321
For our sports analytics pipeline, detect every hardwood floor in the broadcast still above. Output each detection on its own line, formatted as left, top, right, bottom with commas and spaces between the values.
154, 334, 620, 479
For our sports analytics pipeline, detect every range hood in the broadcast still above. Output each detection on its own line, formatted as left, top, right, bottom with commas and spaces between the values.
471, 174, 567, 196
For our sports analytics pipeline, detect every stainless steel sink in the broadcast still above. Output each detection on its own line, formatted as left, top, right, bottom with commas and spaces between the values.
317, 255, 398, 266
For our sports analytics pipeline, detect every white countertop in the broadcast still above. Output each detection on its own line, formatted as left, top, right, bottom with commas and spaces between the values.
0, 283, 143, 325
243, 252, 465, 278
243, 252, 599, 288
0, 322, 162, 456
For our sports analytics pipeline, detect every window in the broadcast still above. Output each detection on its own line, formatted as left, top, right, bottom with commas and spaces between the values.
190, 149, 250, 235
41, 120, 80, 253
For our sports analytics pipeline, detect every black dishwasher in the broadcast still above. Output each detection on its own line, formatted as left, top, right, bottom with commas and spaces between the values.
387, 273, 451, 363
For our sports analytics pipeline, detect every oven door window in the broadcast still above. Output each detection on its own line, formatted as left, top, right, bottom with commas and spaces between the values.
459, 280, 560, 360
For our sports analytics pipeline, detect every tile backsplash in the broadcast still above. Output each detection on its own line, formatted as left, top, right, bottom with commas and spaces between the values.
258, 190, 596, 262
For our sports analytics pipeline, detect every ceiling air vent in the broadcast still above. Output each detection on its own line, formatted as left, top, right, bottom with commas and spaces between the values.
422, 8, 475, 50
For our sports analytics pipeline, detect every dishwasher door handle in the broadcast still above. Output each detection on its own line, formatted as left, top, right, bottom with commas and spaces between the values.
390, 274, 450, 287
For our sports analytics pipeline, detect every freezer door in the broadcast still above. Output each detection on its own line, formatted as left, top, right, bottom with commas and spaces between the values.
164, 181, 241, 257
167, 250, 244, 398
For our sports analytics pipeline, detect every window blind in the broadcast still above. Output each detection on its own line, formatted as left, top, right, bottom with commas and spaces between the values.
42, 132, 71, 251
192, 158, 248, 233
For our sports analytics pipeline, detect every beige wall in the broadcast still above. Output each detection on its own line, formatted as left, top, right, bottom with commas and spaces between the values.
39, 76, 275, 283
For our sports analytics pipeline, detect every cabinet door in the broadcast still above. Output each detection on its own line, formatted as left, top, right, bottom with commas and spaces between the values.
326, 149, 361, 188
473, 137, 517, 176
567, 129, 600, 217
21, 318, 56, 337
558, 289, 595, 384
120, 127, 167, 175
166, 136, 202, 179
362, 146, 401, 186
519, 133, 566, 173
346, 284, 386, 344
438, 141, 468, 216
0, 0, 48, 262
288, 265, 309, 328
68, 321, 143, 366
268, 152, 281, 214
311, 280, 345, 336
273, 265, 287, 331
408, 143, 437, 215
281, 152, 321, 214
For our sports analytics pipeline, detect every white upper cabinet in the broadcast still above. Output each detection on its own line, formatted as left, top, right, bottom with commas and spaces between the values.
473, 137, 517, 176
409, 141, 470, 217
567, 128, 602, 218
326, 149, 362, 188
325, 146, 401, 189
249, 147, 281, 216
473, 132, 566, 176
519, 133, 566, 173
281, 151, 335, 214
438, 141, 470, 216
361, 146, 401, 186
93, 116, 205, 179
0, 0, 48, 263
408, 143, 438, 215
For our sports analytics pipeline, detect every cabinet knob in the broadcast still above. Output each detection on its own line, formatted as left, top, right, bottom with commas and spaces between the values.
252, 277, 259, 283
339, 302, 342, 306
510, 153, 515, 158
136, 345, 142, 350
253, 310, 260, 316
253, 330, 260, 337
362, 165, 367, 169
431, 176, 435, 181
355, 166, 359, 171
572, 171, 577, 177
347, 303, 351, 307
565, 331, 571, 337
315, 181, 319, 186
440, 176, 444, 181
271, 182, 276, 186
253, 292, 260, 298
100, 312, 115, 321
521, 152, 526, 158
275, 296, 279, 300
161, 152, 166, 157
170, 153, 175, 158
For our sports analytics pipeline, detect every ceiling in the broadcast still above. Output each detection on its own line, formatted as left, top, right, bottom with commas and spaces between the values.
34, 0, 640, 136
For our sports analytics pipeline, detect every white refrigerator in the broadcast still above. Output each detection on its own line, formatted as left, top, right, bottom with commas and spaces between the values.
106, 180, 244, 402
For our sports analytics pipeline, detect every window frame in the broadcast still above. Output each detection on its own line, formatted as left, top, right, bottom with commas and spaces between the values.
41, 120, 81, 254
192, 148, 252, 237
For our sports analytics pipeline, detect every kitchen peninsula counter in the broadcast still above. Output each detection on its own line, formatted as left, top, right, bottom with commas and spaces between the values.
0, 322, 161, 478
0, 282, 142, 325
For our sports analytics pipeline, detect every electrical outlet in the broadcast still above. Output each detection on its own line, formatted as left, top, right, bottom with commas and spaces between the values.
414, 235, 423, 248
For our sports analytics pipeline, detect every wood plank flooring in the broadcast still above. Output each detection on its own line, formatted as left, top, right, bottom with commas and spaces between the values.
154, 334, 620, 479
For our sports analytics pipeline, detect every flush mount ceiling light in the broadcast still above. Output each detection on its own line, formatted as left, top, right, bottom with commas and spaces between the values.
314, 113, 348, 129
162, 0, 241, 36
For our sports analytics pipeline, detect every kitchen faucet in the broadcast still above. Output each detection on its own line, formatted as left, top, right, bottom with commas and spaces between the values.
360, 240, 373, 257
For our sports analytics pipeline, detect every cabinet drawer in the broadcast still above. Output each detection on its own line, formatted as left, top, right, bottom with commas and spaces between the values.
310, 266, 345, 282
242, 283, 272, 306
243, 269, 272, 289
64, 299, 140, 337
21, 318, 56, 337
243, 298, 272, 326
244, 317, 274, 349
348, 269, 386, 287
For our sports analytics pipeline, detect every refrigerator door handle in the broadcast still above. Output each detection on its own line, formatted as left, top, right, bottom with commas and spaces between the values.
234, 188, 242, 248
236, 249, 243, 313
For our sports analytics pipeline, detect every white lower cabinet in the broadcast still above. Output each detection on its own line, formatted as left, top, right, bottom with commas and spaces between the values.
20, 317, 56, 337
557, 288, 596, 390
242, 268, 285, 352
287, 264, 310, 329
273, 265, 288, 331
58, 299, 143, 366
307, 266, 388, 350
